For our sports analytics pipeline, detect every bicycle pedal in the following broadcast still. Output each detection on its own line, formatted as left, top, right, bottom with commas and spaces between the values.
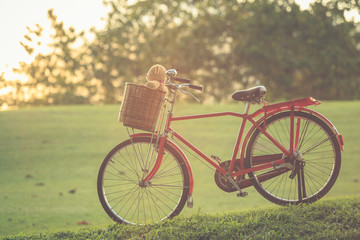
237, 192, 248, 197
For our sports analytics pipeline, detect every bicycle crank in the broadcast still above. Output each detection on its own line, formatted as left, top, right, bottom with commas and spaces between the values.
214, 161, 243, 192
226, 173, 248, 197
214, 160, 248, 197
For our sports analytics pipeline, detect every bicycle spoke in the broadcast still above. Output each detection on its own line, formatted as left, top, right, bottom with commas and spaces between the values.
303, 171, 315, 196
104, 182, 134, 188
151, 183, 186, 189
125, 147, 141, 180
123, 189, 142, 222
107, 161, 138, 182
146, 189, 154, 223
111, 185, 139, 209
106, 187, 139, 196
143, 188, 168, 219
132, 142, 146, 174
114, 154, 140, 179
298, 122, 318, 149
145, 188, 172, 215
297, 117, 310, 151
104, 170, 138, 184
282, 118, 291, 146
152, 164, 184, 182
268, 125, 283, 148
151, 186, 185, 198
144, 137, 156, 174
254, 141, 278, 154
151, 187, 181, 206
304, 165, 331, 183
301, 137, 331, 155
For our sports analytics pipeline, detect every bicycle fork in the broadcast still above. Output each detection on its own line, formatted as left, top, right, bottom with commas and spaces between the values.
141, 134, 167, 185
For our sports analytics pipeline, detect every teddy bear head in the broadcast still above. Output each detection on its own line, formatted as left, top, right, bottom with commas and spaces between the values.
145, 64, 167, 92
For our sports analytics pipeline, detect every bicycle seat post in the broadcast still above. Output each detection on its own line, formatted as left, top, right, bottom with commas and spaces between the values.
244, 102, 250, 114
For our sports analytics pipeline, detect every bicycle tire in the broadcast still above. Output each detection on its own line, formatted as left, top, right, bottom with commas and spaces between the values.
97, 136, 190, 225
245, 111, 341, 205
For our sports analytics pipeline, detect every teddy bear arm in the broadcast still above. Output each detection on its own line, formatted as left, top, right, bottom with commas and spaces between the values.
145, 81, 160, 90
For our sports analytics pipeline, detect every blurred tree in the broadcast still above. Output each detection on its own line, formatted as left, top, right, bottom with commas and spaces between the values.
0, 72, 8, 106
11, 0, 360, 105
90, 0, 359, 101
224, 0, 360, 99
14, 9, 93, 105
88, 0, 202, 102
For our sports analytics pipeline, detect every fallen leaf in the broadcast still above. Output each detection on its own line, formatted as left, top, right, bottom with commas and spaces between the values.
77, 220, 89, 225
68, 189, 76, 194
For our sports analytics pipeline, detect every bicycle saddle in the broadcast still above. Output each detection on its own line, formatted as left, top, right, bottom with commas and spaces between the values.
232, 86, 267, 102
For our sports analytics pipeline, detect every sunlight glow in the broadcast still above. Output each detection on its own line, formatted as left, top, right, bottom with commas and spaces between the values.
295, 0, 313, 9
0, 86, 12, 96
0, 0, 108, 80
1, 103, 8, 110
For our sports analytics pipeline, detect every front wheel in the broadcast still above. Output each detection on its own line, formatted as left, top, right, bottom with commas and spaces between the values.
97, 136, 190, 225
245, 111, 341, 205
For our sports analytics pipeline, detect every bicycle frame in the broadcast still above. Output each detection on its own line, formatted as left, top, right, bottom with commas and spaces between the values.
131, 96, 344, 196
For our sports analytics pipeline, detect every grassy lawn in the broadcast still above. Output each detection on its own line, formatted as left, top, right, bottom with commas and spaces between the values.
3, 197, 360, 239
0, 100, 359, 236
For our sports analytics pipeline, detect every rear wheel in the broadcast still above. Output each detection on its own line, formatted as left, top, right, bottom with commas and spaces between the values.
97, 136, 190, 224
245, 111, 341, 205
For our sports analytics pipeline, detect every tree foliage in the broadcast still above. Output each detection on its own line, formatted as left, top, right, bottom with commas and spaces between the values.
2, 0, 360, 105
12, 9, 94, 105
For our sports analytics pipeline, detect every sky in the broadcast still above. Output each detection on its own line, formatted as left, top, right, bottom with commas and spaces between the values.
0, 0, 358, 82
0, 0, 108, 80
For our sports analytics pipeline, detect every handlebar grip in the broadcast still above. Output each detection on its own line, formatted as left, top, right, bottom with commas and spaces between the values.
172, 77, 191, 83
188, 84, 203, 91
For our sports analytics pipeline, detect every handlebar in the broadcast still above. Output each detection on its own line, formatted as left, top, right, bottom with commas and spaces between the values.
169, 77, 203, 92
165, 82, 203, 102
172, 77, 191, 84
165, 69, 203, 102
188, 84, 203, 91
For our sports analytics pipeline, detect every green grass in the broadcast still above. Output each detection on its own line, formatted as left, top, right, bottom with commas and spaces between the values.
3, 197, 360, 239
0, 101, 359, 237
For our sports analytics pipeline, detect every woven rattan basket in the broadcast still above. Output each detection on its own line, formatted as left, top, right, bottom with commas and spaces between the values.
118, 83, 166, 132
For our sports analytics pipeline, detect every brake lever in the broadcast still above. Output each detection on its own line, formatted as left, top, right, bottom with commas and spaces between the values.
165, 83, 201, 102
179, 84, 201, 102
184, 90, 200, 102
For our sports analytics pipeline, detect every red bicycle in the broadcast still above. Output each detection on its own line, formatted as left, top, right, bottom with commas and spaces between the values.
97, 69, 344, 225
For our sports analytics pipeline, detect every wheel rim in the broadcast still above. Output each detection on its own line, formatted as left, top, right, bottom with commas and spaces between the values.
249, 112, 338, 204
100, 140, 187, 224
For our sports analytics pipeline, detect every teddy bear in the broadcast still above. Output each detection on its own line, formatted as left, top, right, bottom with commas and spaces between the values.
144, 64, 167, 92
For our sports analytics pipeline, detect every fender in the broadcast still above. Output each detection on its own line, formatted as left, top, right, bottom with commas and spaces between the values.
240, 106, 344, 166
129, 133, 194, 195
301, 108, 344, 151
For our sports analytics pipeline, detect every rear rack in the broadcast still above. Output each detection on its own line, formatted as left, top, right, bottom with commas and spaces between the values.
263, 97, 321, 112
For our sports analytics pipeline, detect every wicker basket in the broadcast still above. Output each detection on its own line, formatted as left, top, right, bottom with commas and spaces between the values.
118, 83, 166, 132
